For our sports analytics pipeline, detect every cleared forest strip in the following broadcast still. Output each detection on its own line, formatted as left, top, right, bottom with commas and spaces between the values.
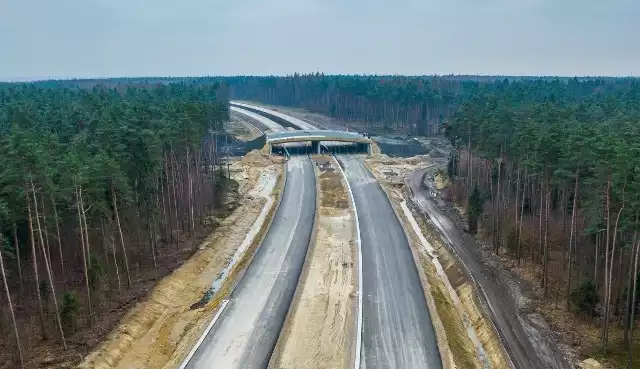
269, 156, 357, 369
365, 157, 509, 369
78, 155, 284, 369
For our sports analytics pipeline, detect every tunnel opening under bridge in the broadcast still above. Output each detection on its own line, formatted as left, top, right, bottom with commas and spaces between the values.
270, 141, 371, 156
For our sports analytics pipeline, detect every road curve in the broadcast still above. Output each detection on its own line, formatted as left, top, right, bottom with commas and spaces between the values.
339, 155, 442, 369
230, 101, 319, 130
408, 168, 570, 369
184, 156, 316, 369
230, 106, 287, 133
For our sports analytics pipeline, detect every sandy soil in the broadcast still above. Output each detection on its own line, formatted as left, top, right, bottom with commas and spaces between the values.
365, 155, 510, 369
366, 154, 438, 184
403, 199, 511, 369
270, 156, 356, 369
78, 152, 283, 369
227, 114, 263, 141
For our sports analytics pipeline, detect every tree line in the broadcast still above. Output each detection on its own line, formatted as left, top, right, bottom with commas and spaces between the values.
223, 74, 637, 137
0, 81, 229, 367
445, 79, 640, 367
224, 74, 463, 135
225, 73, 640, 365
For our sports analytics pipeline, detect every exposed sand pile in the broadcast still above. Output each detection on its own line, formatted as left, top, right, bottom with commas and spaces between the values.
241, 149, 279, 166
370, 141, 382, 155
230, 150, 284, 195
79, 164, 283, 369
270, 156, 356, 369
365, 154, 435, 184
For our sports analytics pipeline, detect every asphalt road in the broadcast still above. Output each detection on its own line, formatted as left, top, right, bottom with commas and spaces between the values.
339, 155, 442, 369
230, 106, 287, 133
185, 156, 316, 369
407, 168, 570, 369
231, 101, 319, 130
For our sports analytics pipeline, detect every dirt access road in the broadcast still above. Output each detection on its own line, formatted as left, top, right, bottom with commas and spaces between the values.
408, 168, 572, 369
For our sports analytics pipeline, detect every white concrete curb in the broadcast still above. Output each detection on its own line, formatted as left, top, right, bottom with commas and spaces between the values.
334, 155, 363, 369
178, 299, 230, 369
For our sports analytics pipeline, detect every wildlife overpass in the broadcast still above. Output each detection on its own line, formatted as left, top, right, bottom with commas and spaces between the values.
266, 129, 374, 156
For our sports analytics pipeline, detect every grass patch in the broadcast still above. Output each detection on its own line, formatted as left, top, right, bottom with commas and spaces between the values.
319, 171, 349, 209
419, 253, 479, 369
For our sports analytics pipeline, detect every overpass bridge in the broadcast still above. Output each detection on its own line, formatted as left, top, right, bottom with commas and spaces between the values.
231, 101, 374, 156
266, 129, 373, 155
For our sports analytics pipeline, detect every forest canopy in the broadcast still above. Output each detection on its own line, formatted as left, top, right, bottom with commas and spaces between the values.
0, 81, 229, 367
1, 74, 640, 367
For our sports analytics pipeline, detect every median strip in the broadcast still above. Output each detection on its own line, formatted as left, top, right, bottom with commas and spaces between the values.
269, 155, 358, 369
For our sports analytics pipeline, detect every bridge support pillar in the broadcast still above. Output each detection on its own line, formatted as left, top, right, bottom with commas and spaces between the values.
311, 141, 321, 155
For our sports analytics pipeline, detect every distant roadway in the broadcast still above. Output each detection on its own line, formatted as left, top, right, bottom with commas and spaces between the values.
230, 105, 287, 133
184, 155, 316, 368
228, 102, 443, 369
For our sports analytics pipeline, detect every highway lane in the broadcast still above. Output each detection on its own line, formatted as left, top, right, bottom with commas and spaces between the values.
230, 106, 287, 133
184, 156, 316, 369
339, 155, 442, 369
231, 101, 319, 130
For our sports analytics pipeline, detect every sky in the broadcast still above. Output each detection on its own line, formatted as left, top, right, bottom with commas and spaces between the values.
1, 0, 639, 80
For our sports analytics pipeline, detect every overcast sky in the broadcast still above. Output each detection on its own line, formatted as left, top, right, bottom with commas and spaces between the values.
1, 0, 638, 80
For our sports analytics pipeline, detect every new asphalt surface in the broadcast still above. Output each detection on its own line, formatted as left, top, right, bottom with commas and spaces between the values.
339, 155, 442, 369
184, 156, 316, 369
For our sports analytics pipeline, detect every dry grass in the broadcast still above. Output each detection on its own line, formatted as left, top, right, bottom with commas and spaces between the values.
227, 116, 262, 141
419, 254, 479, 369
319, 171, 349, 210
413, 206, 510, 369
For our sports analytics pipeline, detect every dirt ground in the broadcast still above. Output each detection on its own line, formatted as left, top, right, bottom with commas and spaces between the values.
269, 156, 356, 369
78, 151, 284, 369
365, 155, 510, 369
226, 114, 263, 141
366, 154, 438, 183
